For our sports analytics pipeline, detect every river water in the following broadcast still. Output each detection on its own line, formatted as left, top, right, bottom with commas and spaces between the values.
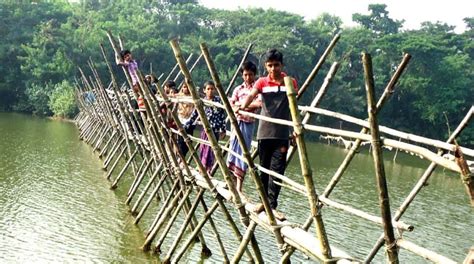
0, 113, 472, 263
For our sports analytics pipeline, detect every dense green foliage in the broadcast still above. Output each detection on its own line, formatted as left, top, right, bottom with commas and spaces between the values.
0, 1, 472, 145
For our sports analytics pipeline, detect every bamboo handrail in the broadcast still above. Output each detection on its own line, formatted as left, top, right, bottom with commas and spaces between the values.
297, 106, 474, 157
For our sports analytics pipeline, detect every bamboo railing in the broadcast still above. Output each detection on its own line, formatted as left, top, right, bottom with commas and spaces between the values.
73, 32, 474, 263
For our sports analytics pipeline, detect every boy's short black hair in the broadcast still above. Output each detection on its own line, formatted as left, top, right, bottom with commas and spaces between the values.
120, 49, 131, 60
145, 74, 158, 84
203, 80, 215, 87
263, 48, 283, 64
240, 61, 257, 74
165, 80, 176, 88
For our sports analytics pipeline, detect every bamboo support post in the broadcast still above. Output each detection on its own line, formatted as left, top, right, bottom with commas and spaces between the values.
173, 200, 220, 263
323, 53, 412, 197
142, 187, 189, 251
161, 188, 205, 262
104, 144, 127, 172
224, 43, 253, 95
126, 159, 159, 205
286, 76, 332, 260
231, 220, 258, 264
126, 157, 153, 196
109, 149, 138, 184
454, 146, 474, 205
297, 33, 340, 100
363, 52, 398, 264
153, 68, 260, 263
153, 186, 195, 253
364, 106, 474, 263
200, 42, 286, 250
170, 40, 247, 218
198, 197, 229, 263
130, 167, 163, 214
136, 176, 178, 225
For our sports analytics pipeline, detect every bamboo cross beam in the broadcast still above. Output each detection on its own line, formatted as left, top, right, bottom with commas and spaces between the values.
225, 43, 253, 95
175, 53, 203, 91
286, 76, 333, 260
364, 107, 473, 262
297, 33, 340, 100
286, 62, 339, 164
298, 106, 474, 157
323, 53, 411, 197
173, 53, 196, 82
239, 109, 463, 173
363, 52, 398, 264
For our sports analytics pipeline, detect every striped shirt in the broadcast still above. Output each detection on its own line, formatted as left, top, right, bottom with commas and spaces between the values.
230, 82, 261, 123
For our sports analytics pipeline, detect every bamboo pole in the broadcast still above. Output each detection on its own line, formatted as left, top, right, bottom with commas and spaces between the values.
135, 175, 177, 225
134, 71, 212, 255
198, 197, 230, 263
126, 159, 159, 205
109, 148, 138, 183
160, 188, 205, 259
142, 187, 190, 251
126, 157, 153, 196
130, 167, 163, 214
323, 53, 412, 197
153, 70, 259, 263
396, 239, 456, 264
153, 186, 195, 253
297, 33, 340, 100
454, 146, 474, 205
170, 40, 250, 219
231, 220, 258, 264
364, 106, 473, 263
363, 52, 398, 264
103, 135, 124, 165
286, 76, 332, 260
172, 200, 220, 263
297, 106, 474, 157
224, 43, 253, 95
200, 42, 286, 250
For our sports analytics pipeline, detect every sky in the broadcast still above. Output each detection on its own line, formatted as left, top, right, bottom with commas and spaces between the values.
199, 0, 473, 33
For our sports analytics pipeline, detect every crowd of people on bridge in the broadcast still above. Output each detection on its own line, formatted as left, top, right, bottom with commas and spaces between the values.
116, 48, 297, 220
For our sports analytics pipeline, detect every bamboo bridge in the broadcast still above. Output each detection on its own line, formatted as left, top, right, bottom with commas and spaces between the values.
73, 32, 474, 263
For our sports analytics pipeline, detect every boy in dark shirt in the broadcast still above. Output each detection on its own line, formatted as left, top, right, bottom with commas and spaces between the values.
238, 49, 297, 220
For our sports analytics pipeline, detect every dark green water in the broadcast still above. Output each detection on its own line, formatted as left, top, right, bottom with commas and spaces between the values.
0, 113, 472, 263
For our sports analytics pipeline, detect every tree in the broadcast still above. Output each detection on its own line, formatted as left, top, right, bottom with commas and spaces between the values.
352, 4, 404, 35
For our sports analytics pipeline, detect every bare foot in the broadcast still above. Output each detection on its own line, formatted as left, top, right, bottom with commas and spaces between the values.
238, 192, 249, 203
272, 209, 286, 221
252, 203, 264, 213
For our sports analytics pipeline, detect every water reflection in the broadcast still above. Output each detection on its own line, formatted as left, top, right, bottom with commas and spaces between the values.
0, 113, 471, 263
